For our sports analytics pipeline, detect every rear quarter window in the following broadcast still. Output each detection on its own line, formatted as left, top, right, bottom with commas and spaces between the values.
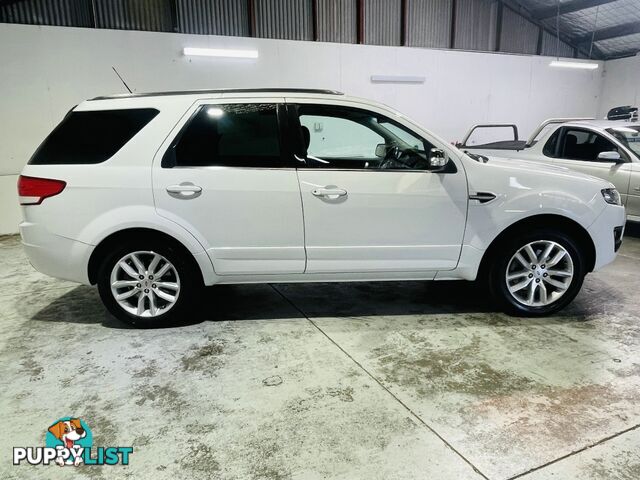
29, 108, 159, 165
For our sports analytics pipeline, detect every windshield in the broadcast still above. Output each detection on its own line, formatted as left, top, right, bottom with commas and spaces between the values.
606, 126, 640, 159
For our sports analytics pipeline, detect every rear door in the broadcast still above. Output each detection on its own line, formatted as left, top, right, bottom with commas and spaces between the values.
546, 127, 632, 205
287, 100, 468, 274
153, 98, 306, 275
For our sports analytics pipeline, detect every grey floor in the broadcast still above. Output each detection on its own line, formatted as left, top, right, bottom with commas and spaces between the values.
1, 230, 640, 480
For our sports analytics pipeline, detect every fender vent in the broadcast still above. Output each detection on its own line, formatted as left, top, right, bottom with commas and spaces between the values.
469, 192, 496, 204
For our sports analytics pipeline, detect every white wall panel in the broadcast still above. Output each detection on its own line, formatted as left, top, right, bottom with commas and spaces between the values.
0, 23, 605, 233
598, 55, 640, 117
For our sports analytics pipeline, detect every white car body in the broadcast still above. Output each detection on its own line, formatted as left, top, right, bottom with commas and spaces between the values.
18, 89, 625, 321
463, 119, 640, 222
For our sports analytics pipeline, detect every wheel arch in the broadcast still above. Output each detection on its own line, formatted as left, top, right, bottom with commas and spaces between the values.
477, 214, 596, 281
87, 227, 206, 286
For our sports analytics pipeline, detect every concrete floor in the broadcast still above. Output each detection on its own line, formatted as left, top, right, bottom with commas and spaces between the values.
1, 229, 640, 480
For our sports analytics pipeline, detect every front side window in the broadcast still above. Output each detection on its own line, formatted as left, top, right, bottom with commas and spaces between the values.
30, 108, 158, 165
607, 126, 640, 160
558, 128, 620, 162
296, 105, 434, 170
171, 103, 281, 168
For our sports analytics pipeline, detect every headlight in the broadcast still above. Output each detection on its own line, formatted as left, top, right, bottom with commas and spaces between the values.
601, 188, 622, 206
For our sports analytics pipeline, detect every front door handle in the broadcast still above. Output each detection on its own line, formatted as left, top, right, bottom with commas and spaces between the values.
311, 187, 348, 198
166, 182, 202, 199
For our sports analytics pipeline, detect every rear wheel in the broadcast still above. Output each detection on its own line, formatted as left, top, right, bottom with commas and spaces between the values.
97, 241, 200, 327
489, 229, 585, 316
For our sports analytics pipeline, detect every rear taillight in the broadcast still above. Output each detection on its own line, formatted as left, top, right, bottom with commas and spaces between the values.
18, 175, 66, 205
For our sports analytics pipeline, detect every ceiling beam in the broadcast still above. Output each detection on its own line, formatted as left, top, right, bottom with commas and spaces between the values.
574, 21, 640, 44
604, 49, 640, 60
502, 0, 603, 59
532, 0, 618, 21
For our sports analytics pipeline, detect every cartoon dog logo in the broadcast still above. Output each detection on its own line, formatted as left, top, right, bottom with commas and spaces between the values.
48, 418, 86, 466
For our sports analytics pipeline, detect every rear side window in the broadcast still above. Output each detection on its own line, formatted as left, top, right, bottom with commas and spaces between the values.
169, 103, 281, 168
29, 108, 158, 165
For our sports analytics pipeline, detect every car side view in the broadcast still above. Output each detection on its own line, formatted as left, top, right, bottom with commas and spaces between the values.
18, 89, 626, 326
458, 107, 640, 222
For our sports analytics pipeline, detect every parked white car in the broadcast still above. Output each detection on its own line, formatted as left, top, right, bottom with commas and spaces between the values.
18, 89, 625, 326
458, 113, 640, 222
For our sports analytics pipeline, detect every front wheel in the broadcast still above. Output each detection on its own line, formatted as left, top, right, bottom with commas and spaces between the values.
97, 241, 200, 327
489, 230, 586, 316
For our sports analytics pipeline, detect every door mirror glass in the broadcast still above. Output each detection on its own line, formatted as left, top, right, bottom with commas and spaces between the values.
597, 151, 622, 162
428, 148, 447, 170
375, 143, 388, 158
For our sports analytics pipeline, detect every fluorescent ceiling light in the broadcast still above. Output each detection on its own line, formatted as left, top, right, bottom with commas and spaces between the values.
371, 75, 425, 84
183, 47, 258, 59
549, 60, 598, 70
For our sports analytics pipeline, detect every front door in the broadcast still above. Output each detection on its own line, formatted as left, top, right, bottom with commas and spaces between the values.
153, 99, 305, 275
287, 101, 468, 274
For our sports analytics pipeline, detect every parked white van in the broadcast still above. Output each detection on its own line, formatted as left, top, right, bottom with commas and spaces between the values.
18, 89, 625, 326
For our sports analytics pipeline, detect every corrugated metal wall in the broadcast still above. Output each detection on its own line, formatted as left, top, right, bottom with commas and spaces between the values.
316, 0, 357, 44
406, 0, 452, 48
254, 0, 313, 41
364, 0, 401, 46
500, 6, 538, 55
454, 0, 498, 51
176, 0, 247, 36
93, 0, 173, 32
0, 0, 92, 27
0, 0, 582, 58
540, 30, 575, 58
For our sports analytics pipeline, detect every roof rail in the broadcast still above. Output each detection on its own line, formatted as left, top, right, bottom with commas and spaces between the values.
89, 88, 344, 101
526, 117, 595, 146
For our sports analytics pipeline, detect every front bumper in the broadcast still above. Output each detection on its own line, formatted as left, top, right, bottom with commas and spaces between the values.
20, 221, 94, 285
587, 204, 626, 271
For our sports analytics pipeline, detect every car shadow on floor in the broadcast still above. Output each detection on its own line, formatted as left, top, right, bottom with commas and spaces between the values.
28, 277, 618, 329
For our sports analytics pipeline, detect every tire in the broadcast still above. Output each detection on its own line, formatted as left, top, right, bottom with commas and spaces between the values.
97, 239, 201, 327
488, 228, 585, 316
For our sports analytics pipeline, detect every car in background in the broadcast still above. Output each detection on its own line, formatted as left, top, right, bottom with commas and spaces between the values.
18, 89, 625, 326
457, 107, 640, 222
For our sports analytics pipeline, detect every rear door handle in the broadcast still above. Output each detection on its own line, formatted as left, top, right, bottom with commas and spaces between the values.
311, 187, 348, 198
166, 182, 202, 199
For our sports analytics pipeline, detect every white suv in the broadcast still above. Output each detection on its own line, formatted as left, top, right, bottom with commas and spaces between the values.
18, 89, 625, 326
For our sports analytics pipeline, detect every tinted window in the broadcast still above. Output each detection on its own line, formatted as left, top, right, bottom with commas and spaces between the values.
172, 104, 281, 168
30, 109, 158, 165
296, 104, 434, 170
559, 128, 619, 162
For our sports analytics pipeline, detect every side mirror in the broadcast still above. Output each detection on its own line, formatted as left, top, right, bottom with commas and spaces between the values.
428, 148, 447, 171
375, 143, 387, 158
597, 151, 623, 163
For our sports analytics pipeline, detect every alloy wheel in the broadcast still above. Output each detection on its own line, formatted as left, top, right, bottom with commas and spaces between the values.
505, 240, 574, 307
110, 251, 181, 318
